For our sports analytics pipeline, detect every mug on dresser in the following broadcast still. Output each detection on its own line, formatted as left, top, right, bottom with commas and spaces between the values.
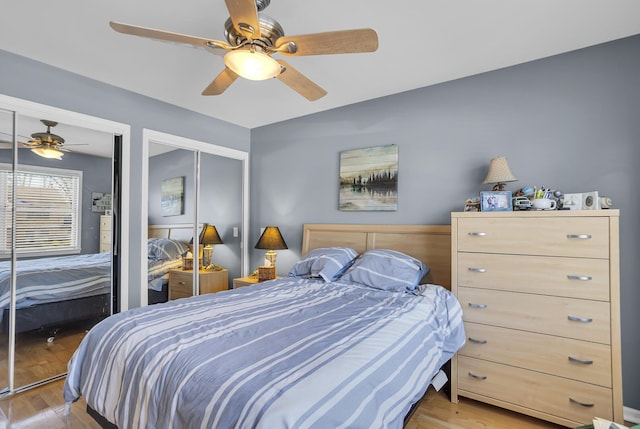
532, 198, 556, 210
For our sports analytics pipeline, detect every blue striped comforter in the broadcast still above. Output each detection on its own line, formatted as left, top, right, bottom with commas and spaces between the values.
64, 278, 465, 429
0, 252, 112, 311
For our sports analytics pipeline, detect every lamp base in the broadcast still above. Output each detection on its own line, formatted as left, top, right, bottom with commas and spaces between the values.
492, 182, 507, 191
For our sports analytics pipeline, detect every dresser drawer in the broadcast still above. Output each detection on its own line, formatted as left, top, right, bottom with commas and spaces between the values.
457, 253, 610, 301
457, 217, 610, 258
459, 287, 611, 344
100, 217, 112, 230
460, 323, 612, 387
169, 271, 194, 296
458, 356, 613, 425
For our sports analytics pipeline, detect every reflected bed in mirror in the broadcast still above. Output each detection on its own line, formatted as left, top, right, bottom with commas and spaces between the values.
147, 224, 203, 304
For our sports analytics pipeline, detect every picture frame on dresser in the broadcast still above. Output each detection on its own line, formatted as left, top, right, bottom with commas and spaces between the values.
480, 191, 512, 211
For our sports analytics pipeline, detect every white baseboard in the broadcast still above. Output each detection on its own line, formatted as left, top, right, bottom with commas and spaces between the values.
625, 406, 640, 424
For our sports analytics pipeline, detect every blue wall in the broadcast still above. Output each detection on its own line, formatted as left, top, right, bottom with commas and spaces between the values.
0, 49, 250, 307
250, 34, 640, 409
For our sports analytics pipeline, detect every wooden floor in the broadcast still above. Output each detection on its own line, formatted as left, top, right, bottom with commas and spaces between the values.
0, 379, 570, 429
0, 320, 96, 390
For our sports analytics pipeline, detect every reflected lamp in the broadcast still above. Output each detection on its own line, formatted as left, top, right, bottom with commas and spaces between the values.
199, 224, 224, 269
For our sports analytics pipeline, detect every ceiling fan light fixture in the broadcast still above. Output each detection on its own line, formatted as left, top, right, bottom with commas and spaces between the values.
224, 49, 282, 81
31, 147, 64, 160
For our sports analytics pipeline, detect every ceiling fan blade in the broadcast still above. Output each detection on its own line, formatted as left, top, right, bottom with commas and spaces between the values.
202, 68, 240, 95
275, 28, 378, 56
276, 60, 327, 101
224, 0, 261, 39
109, 21, 231, 56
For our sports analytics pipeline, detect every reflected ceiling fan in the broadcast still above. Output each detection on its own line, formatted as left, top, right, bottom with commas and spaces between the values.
109, 0, 378, 100
0, 120, 85, 160
23, 120, 70, 160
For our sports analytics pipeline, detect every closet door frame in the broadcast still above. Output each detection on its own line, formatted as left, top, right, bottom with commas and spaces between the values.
141, 129, 249, 306
0, 94, 131, 395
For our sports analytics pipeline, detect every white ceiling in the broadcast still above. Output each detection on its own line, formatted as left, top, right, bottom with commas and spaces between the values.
2, 0, 640, 131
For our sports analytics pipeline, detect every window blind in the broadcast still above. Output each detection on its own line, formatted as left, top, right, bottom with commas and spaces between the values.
0, 164, 82, 256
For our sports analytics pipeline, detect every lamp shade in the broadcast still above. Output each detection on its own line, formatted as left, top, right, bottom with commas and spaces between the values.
224, 49, 282, 81
31, 147, 63, 160
255, 226, 288, 250
199, 224, 223, 246
482, 156, 517, 190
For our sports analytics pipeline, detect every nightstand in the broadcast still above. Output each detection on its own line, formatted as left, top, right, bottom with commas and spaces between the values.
233, 275, 280, 289
168, 269, 228, 300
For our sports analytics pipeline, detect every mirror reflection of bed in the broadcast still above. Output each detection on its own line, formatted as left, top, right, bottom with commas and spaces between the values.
0, 112, 116, 391
147, 224, 204, 304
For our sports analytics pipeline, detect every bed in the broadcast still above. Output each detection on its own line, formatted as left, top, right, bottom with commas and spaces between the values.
147, 223, 202, 304
0, 226, 191, 334
0, 252, 113, 335
64, 224, 465, 428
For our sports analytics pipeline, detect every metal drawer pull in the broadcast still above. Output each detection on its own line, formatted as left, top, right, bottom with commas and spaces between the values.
569, 397, 595, 408
568, 315, 593, 323
468, 337, 487, 344
468, 268, 487, 273
568, 356, 594, 365
468, 232, 487, 236
567, 275, 592, 281
468, 372, 487, 380
567, 234, 592, 239
178, 281, 186, 285
468, 303, 487, 309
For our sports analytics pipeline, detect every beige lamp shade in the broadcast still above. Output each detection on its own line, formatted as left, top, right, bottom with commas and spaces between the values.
482, 156, 517, 191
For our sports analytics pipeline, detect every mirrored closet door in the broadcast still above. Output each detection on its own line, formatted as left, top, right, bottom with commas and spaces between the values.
145, 132, 247, 304
0, 106, 118, 393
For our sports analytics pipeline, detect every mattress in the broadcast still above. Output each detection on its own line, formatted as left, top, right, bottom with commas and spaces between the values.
64, 277, 465, 428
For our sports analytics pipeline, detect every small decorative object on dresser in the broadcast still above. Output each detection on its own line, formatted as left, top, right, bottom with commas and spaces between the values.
480, 191, 512, 211
564, 192, 584, 210
482, 156, 518, 191
451, 210, 622, 428
583, 191, 600, 210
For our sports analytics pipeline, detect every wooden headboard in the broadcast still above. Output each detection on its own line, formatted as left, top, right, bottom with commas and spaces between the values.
148, 223, 204, 243
302, 224, 452, 290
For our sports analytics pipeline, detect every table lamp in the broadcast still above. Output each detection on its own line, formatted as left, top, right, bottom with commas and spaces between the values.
254, 226, 288, 269
482, 156, 517, 191
199, 224, 223, 269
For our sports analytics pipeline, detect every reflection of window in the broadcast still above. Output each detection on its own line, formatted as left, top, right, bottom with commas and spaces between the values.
0, 163, 82, 257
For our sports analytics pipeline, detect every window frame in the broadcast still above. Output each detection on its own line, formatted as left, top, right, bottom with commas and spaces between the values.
0, 162, 83, 258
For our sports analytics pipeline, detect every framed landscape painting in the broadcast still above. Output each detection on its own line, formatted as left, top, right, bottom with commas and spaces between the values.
339, 144, 398, 211
161, 176, 184, 216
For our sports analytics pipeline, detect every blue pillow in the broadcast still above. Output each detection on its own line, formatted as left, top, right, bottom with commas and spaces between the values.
338, 249, 430, 292
289, 247, 358, 282
148, 238, 189, 261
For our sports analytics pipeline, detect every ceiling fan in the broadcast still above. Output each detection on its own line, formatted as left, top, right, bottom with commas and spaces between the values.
22, 120, 71, 160
109, 0, 378, 100
0, 120, 84, 160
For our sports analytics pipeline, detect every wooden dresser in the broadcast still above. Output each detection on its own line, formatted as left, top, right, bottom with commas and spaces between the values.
99, 215, 112, 253
451, 210, 622, 427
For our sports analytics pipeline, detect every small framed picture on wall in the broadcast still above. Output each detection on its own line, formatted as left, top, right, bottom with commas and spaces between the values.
481, 191, 513, 212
